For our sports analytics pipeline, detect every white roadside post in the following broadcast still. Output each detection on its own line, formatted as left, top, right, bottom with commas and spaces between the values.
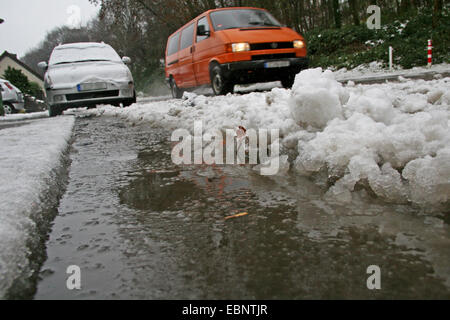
389, 46, 393, 71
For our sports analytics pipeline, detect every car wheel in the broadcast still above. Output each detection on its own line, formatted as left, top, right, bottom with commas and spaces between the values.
123, 91, 137, 107
211, 65, 233, 96
3, 103, 14, 114
170, 78, 183, 99
49, 105, 63, 117
281, 75, 295, 89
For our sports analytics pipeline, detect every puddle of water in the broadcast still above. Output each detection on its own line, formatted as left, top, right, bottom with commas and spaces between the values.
34, 115, 450, 300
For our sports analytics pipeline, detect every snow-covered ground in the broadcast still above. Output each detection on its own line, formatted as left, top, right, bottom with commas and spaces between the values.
0, 111, 49, 122
0, 117, 74, 298
333, 62, 450, 82
73, 67, 450, 209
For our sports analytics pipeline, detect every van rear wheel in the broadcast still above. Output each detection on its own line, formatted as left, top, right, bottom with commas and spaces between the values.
211, 65, 233, 96
170, 78, 183, 99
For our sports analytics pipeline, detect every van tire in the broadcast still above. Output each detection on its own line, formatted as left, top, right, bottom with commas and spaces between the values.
211, 65, 233, 96
281, 75, 295, 89
170, 78, 184, 99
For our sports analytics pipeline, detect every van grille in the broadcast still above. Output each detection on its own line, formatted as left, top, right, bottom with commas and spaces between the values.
250, 42, 294, 51
66, 90, 119, 101
251, 53, 296, 61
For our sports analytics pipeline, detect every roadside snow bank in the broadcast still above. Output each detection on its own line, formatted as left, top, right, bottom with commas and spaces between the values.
333, 62, 450, 82
0, 117, 74, 298
84, 68, 449, 207
0, 111, 49, 122
291, 68, 449, 206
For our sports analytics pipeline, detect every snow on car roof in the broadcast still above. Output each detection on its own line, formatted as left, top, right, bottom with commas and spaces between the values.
55, 42, 111, 50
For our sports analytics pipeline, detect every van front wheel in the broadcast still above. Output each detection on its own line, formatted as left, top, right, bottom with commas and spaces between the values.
211, 66, 233, 96
170, 78, 183, 99
281, 75, 295, 89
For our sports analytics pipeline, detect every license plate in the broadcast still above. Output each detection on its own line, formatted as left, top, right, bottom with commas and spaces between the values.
77, 82, 107, 92
264, 61, 290, 68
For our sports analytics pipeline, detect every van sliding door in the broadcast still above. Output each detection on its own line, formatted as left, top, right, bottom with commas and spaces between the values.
178, 23, 196, 88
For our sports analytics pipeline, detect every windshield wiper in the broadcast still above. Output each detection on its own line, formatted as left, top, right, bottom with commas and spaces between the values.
248, 21, 280, 27
221, 26, 240, 30
54, 59, 110, 65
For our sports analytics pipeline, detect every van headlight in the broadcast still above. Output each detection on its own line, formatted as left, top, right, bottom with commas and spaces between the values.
232, 43, 250, 52
293, 40, 305, 49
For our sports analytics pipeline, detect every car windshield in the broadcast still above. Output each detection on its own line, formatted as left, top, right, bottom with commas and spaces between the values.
210, 9, 281, 31
49, 45, 122, 66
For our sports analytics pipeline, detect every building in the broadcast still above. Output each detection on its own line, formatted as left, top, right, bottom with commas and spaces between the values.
0, 51, 44, 88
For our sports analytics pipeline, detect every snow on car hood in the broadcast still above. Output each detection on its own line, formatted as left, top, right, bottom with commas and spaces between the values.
46, 61, 132, 90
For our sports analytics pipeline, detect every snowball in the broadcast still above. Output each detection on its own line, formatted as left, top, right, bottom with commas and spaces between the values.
289, 68, 347, 128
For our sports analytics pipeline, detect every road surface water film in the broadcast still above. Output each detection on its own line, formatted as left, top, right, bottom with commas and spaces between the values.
34, 114, 449, 299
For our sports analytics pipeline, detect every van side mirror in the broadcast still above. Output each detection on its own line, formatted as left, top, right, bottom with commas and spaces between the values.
197, 25, 210, 37
122, 56, 131, 64
38, 61, 48, 70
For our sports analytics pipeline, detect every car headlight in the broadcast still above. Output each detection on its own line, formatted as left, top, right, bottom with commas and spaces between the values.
232, 43, 250, 52
293, 40, 305, 49
53, 95, 65, 102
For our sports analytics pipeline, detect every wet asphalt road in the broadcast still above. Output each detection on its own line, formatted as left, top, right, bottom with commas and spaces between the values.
29, 113, 450, 300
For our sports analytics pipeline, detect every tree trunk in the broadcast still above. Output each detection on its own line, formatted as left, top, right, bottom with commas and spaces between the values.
332, 0, 341, 28
433, 0, 443, 28
348, 0, 360, 26
400, 0, 410, 14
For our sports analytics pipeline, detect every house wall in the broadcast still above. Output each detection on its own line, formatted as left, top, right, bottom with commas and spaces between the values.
0, 56, 44, 88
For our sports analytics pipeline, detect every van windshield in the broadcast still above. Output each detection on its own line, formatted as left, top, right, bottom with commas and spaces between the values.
210, 9, 281, 31
49, 45, 122, 66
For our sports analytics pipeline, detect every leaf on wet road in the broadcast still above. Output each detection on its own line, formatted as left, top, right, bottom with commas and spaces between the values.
225, 212, 249, 220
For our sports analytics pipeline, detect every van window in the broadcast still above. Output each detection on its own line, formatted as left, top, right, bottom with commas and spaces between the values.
180, 23, 195, 50
196, 17, 210, 43
210, 9, 281, 31
167, 33, 180, 56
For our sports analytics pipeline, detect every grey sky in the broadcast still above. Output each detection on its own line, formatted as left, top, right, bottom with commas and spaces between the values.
0, 0, 100, 58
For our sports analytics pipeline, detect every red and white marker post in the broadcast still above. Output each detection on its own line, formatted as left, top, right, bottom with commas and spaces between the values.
427, 39, 433, 67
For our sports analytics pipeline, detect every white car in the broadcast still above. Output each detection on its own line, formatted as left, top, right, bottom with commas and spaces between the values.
38, 42, 136, 117
0, 79, 25, 114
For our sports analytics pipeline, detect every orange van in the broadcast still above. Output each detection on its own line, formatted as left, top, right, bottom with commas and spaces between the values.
165, 7, 308, 97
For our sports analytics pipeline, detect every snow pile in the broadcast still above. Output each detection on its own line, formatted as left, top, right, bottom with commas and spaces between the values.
0, 117, 74, 298
83, 68, 449, 207
291, 68, 450, 206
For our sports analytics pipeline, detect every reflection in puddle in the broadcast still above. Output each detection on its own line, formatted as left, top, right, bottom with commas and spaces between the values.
119, 171, 202, 212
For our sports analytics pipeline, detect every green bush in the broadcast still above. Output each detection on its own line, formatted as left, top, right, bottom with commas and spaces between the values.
305, 8, 449, 70
3, 67, 43, 97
